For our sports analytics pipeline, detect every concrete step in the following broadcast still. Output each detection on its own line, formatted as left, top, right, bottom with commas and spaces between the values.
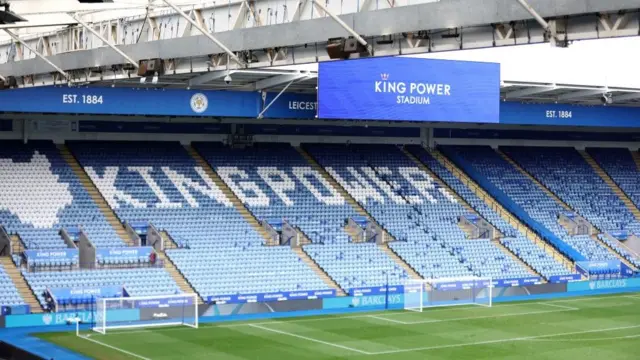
58, 144, 133, 246
496, 149, 572, 211
378, 244, 422, 280
294, 248, 346, 296
157, 251, 204, 304
493, 239, 545, 280
160, 231, 178, 250
402, 147, 502, 238
10, 234, 24, 253
431, 149, 576, 273
631, 151, 640, 172
0, 257, 44, 313
185, 145, 273, 245
590, 235, 639, 271
296, 146, 394, 240
580, 150, 640, 224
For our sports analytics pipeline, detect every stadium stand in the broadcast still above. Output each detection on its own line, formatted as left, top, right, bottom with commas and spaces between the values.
503, 147, 640, 235
406, 146, 574, 280
0, 262, 26, 308
22, 267, 180, 311
441, 145, 621, 263
0, 141, 123, 249
303, 143, 534, 281
586, 148, 640, 220
193, 142, 407, 292
69, 141, 333, 299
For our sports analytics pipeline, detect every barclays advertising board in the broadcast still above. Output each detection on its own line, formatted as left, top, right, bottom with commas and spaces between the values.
568, 278, 640, 292
4, 309, 139, 328
318, 57, 500, 123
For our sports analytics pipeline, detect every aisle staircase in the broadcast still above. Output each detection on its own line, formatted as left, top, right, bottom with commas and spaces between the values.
430, 150, 576, 273
161, 231, 178, 250
378, 244, 422, 280
632, 150, 640, 172
404, 148, 540, 279
579, 150, 640, 222
496, 149, 572, 211
296, 147, 396, 243
59, 144, 133, 246
402, 148, 501, 238
10, 234, 24, 254
0, 257, 43, 313
156, 251, 204, 304
294, 248, 346, 296
185, 145, 273, 244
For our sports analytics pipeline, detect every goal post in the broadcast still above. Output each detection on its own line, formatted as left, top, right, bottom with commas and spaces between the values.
92, 293, 198, 334
404, 276, 492, 312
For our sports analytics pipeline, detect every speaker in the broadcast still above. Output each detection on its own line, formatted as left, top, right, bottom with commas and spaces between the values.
137, 59, 165, 77
343, 38, 359, 53
7, 76, 17, 88
326, 42, 347, 60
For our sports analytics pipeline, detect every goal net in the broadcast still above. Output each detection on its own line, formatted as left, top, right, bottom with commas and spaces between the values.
92, 293, 198, 334
404, 276, 492, 312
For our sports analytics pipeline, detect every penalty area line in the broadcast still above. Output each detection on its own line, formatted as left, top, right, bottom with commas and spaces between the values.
248, 324, 372, 355
369, 324, 640, 355
78, 335, 152, 360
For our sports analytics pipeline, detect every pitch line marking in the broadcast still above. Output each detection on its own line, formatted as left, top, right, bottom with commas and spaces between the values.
526, 334, 640, 342
369, 324, 640, 355
367, 315, 408, 324
79, 335, 152, 360
248, 324, 372, 355
537, 302, 579, 311
371, 307, 578, 325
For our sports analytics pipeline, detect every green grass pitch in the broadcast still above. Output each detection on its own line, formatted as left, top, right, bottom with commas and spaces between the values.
36, 293, 640, 359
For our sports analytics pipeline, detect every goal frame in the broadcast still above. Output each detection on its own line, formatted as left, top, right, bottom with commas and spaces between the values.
92, 293, 199, 334
404, 276, 493, 312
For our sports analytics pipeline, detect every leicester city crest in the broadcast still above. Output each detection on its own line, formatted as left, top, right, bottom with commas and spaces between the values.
190, 93, 208, 114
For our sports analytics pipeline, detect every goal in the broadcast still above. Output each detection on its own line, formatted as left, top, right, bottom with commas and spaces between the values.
92, 293, 199, 334
404, 276, 492, 312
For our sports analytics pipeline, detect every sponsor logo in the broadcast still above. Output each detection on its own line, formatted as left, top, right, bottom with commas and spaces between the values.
351, 297, 360, 307
190, 93, 208, 114
374, 73, 452, 105
589, 279, 627, 290
152, 313, 168, 318
42, 313, 52, 325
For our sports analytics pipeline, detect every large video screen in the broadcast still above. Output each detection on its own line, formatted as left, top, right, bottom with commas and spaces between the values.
318, 57, 500, 123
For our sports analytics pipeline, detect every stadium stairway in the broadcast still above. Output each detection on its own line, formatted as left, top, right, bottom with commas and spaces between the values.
378, 244, 422, 280
579, 150, 640, 222
402, 148, 501, 238
500, 148, 637, 270
632, 151, 640, 172
404, 148, 543, 279
496, 149, 572, 212
296, 147, 395, 242
161, 231, 178, 250
431, 150, 576, 273
0, 257, 42, 313
293, 248, 346, 296
10, 234, 24, 254
184, 145, 274, 245
156, 251, 204, 304
59, 144, 133, 246
296, 146, 421, 277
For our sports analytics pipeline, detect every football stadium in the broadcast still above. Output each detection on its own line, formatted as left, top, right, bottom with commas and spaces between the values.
0, 0, 640, 359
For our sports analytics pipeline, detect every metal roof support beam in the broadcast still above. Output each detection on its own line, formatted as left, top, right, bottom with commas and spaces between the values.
253, 73, 312, 91
257, 80, 296, 119
3, 29, 69, 82
556, 89, 606, 101
160, 0, 246, 67
310, 0, 371, 53
505, 85, 557, 99
359, 0, 374, 12
71, 14, 139, 69
516, 0, 550, 32
188, 70, 231, 87
290, 0, 310, 22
